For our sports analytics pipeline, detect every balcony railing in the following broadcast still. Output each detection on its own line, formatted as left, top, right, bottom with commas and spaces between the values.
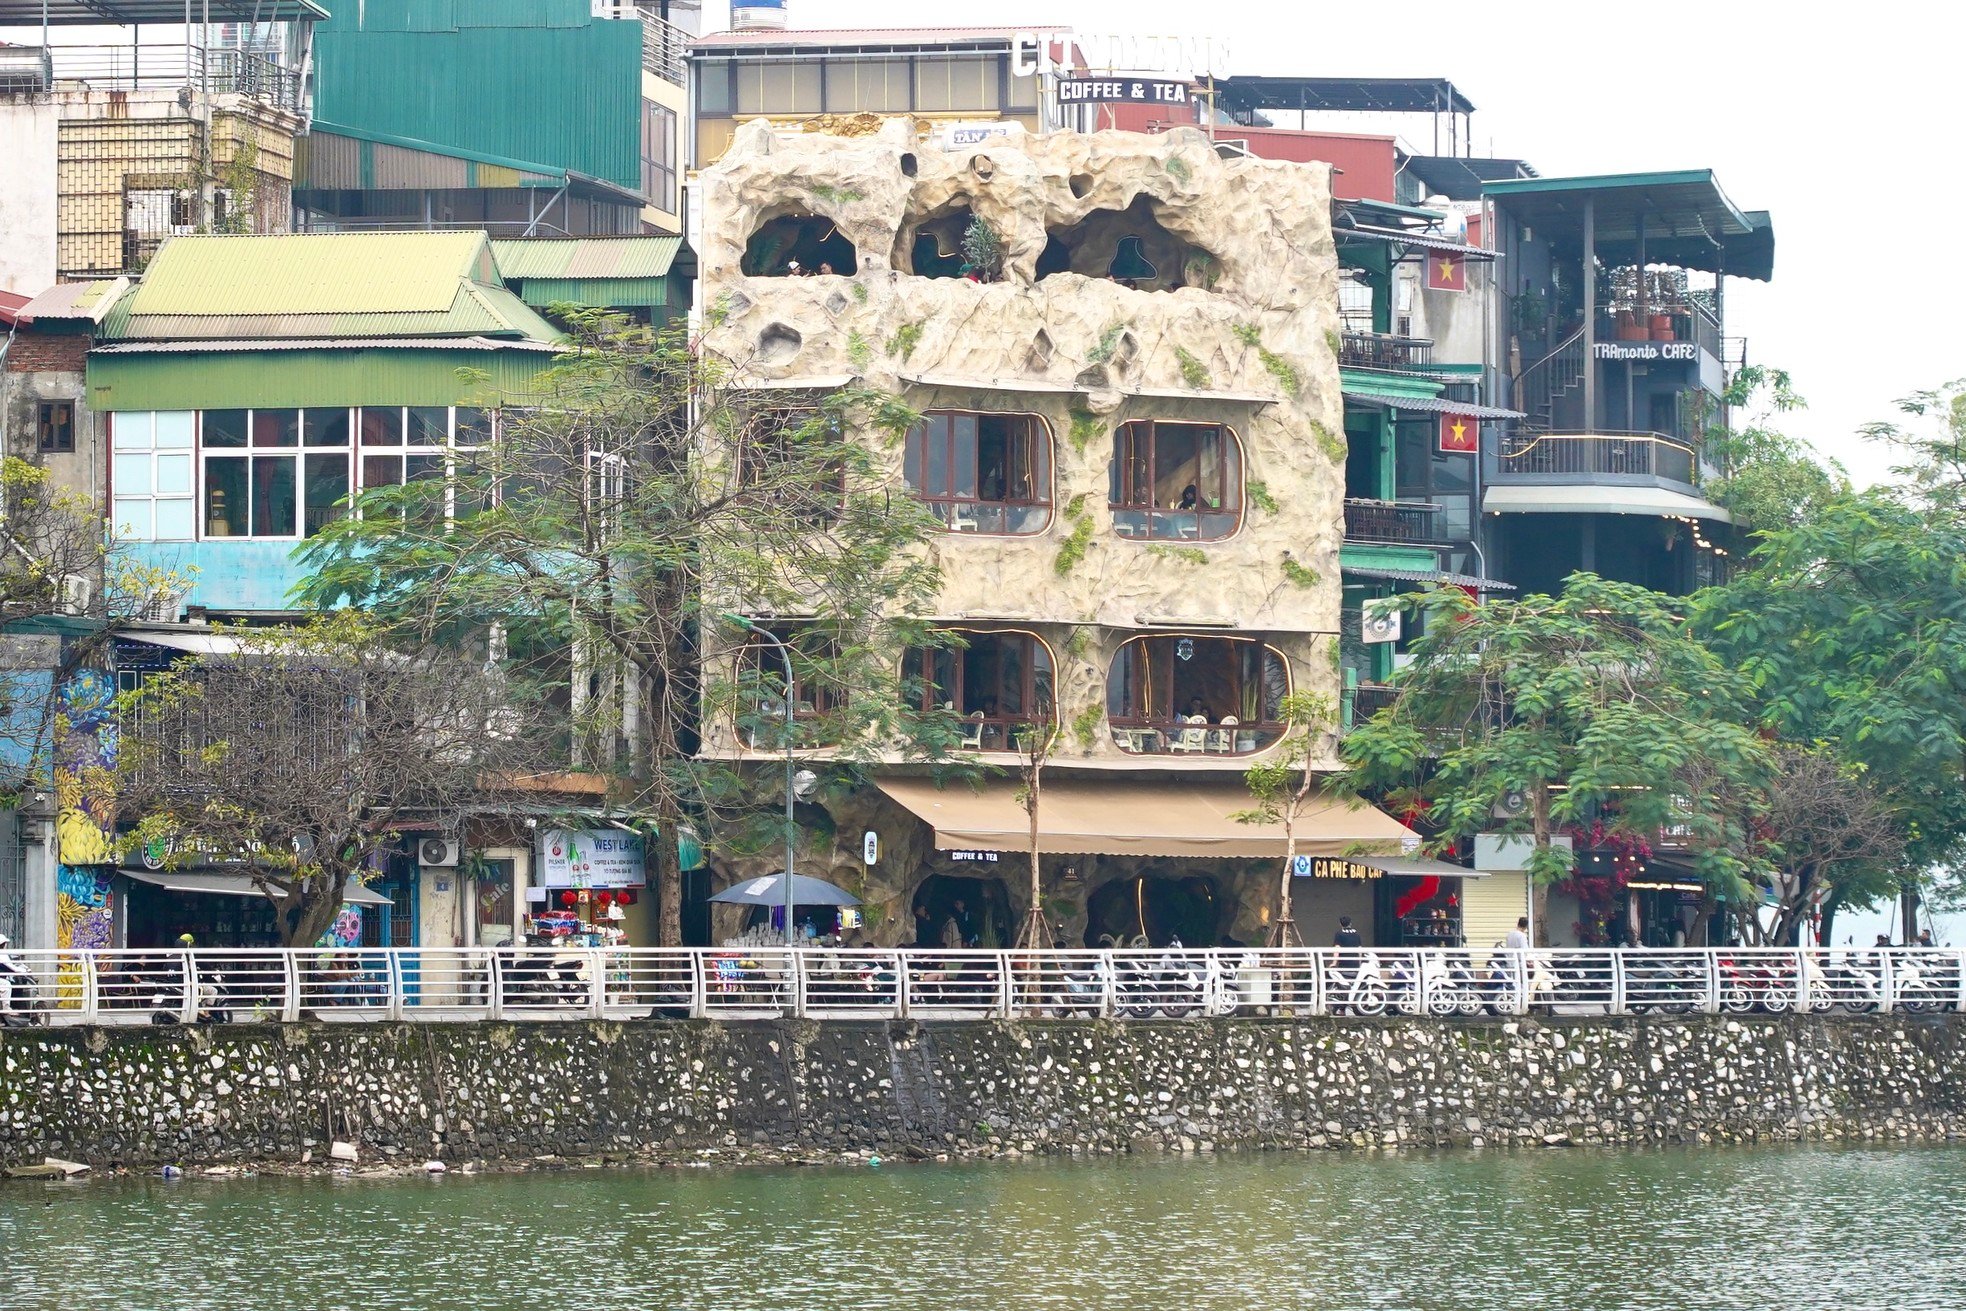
29, 45, 304, 112
592, 2, 688, 85
6, 945, 1960, 1023
1348, 683, 1400, 722
1343, 497, 1445, 545
1340, 331, 1435, 372
1595, 299, 1722, 361
1109, 717, 1283, 757
1498, 432, 1697, 486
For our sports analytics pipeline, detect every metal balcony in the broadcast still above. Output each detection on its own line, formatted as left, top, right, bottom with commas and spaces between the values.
1339, 331, 1435, 372
1497, 432, 1697, 487
1343, 497, 1446, 545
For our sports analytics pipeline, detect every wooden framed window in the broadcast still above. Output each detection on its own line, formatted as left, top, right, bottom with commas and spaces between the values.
1109, 420, 1243, 541
902, 411, 1053, 535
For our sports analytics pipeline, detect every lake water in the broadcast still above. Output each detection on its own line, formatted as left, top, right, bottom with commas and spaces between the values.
4, 1146, 1962, 1311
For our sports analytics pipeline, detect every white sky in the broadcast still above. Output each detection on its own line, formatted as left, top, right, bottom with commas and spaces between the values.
704, 0, 1966, 487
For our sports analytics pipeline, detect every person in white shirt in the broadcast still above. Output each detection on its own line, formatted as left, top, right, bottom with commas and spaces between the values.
1504, 917, 1530, 950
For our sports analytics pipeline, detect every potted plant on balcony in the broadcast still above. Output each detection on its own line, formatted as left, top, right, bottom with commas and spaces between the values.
1647, 270, 1681, 341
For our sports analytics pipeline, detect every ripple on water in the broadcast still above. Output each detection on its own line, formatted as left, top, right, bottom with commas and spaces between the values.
3, 1146, 1964, 1311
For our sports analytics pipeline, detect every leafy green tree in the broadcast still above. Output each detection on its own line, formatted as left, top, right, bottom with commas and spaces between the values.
1238, 689, 1338, 947
298, 313, 953, 944
1696, 489, 1966, 926
1697, 364, 1846, 538
113, 618, 535, 947
1342, 575, 1772, 942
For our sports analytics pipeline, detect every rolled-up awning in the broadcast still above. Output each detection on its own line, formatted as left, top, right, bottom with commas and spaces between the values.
120, 868, 394, 907
875, 777, 1417, 859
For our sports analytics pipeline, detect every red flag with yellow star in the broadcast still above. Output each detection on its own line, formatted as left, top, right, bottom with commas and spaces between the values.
1438, 413, 1477, 453
1425, 249, 1465, 293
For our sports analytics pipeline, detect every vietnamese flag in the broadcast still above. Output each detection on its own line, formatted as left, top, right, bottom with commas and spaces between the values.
1438, 412, 1478, 453
1425, 249, 1465, 292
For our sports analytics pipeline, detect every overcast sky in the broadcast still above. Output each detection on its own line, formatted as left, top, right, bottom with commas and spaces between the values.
704, 0, 1963, 487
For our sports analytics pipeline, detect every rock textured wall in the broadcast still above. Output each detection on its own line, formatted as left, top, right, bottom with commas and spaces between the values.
694, 121, 1347, 770
6, 1017, 1965, 1169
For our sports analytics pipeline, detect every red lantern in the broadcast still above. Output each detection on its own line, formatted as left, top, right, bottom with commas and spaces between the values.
559, 890, 577, 907
596, 890, 615, 906
618, 889, 637, 906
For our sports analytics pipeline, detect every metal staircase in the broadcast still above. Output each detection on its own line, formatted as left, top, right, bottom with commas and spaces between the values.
1512, 327, 1585, 437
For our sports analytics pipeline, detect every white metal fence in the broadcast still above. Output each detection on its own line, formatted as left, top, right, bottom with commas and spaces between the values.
1, 947, 1961, 1026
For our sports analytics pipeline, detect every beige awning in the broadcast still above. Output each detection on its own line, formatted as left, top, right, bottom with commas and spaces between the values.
875, 777, 1417, 859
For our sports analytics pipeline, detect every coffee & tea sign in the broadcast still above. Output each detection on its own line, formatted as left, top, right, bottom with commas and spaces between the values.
539, 829, 647, 889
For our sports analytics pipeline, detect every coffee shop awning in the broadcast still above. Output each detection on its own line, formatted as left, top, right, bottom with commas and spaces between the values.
875, 777, 1417, 858
120, 868, 394, 907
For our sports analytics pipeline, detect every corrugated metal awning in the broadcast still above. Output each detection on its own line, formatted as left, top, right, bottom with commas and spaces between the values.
1335, 225, 1498, 260
120, 868, 393, 907
1342, 387, 1523, 420
1342, 566, 1515, 591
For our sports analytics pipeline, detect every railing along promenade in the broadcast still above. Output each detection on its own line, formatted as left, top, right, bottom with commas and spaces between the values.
3, 947, 1963, 1025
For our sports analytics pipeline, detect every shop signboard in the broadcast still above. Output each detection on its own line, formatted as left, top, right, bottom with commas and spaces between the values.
1301, 857, 1382, 881
538, 829, 647, 889
1057, 77, 1194, 105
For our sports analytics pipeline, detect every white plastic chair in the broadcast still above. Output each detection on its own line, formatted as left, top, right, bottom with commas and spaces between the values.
1211, 715, 1238, 753
960, 712, 986, 750
1169, 714, 1208, 753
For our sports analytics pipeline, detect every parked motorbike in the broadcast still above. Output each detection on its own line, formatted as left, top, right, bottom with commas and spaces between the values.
1117, 939, 1205, 1018
1329, 951, 1389, 1017
1626, 955, 1709, 1014
1717, 954, 1793, 1014
1387, 953, 1474, 1016
1892, 951, 1955, 1015
0, 938, 44, 1028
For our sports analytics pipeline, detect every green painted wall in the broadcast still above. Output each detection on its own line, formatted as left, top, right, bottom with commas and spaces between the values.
313, 0, 644, 191
89, 349, 553, 412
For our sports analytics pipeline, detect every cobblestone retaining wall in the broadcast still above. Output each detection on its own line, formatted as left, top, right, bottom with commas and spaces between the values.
5, 1017, 1965, 1168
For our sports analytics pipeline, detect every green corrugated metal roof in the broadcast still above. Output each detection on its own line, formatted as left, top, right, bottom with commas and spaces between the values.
491, 237, 683, 280
504, 278, 670, 310
126, 232, 486, 316
98, 233, 564, 345
89, 346, 556, 412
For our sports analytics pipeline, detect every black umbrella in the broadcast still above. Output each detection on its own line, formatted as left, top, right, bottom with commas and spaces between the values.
708, 873, 860, 907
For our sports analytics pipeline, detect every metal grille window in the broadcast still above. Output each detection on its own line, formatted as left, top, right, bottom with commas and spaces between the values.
111, 411, 196, 541
37, 401, 75, 453
902, 411, 1053, 535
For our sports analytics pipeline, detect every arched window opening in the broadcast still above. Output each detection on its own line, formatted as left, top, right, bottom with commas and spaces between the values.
1105, 635, 1288, 756
737, 623, 845, 749
902, 411, 1053, 534
742, 213, 858, 277
903, 629, 1056, 751
1109, 420, 1243, 541
734, 403, 844, 525
1037, 196, 1218, 292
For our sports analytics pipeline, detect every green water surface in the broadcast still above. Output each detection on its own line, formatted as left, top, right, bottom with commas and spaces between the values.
3, 1146, 1960, 1311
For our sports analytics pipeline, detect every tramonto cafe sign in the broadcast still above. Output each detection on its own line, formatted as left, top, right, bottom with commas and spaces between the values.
539, 829, 647, 889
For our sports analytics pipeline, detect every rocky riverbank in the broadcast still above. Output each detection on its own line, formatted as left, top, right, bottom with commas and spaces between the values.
5, 1015, 1964, 1170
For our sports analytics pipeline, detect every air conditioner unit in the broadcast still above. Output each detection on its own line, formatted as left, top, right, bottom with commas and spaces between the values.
57, 573, 94, 616
418, 838, 460, 868
1492, 789, 1530, 820
1361, 601, 1402, 644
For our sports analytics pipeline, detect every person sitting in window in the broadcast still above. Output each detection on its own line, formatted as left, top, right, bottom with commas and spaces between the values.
979, 465, 1006, 503
1175, 483, 1199, 511
1183, 696, 1213, 722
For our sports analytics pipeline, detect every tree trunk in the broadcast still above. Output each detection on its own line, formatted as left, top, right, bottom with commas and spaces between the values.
1530, 783, 1553, 947
277, 870, 350, 948
652, 802, 685, 947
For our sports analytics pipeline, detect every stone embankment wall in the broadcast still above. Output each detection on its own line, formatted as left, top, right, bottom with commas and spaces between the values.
4, 1017, 1964, 1169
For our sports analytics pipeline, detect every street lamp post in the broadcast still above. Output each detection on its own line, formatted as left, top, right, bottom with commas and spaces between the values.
725, 614, 801, 947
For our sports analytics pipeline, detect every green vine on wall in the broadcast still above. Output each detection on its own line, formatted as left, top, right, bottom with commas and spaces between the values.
810, 184, 864, 206
846, 329, 873, 371
1071, 703, 1104, 751
1086, 322, 1129, 364
1147, 544, 1208, 565
886, 322, 924, 360
1163, 154, 1192, 184
1174, 346, 1211, 390
1246, 480, 1280, 514
1068, 408, 1102, 454
1281, 558, 1320, 588
1310, 420, 1346, 463
1055, 497, 1094, 576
